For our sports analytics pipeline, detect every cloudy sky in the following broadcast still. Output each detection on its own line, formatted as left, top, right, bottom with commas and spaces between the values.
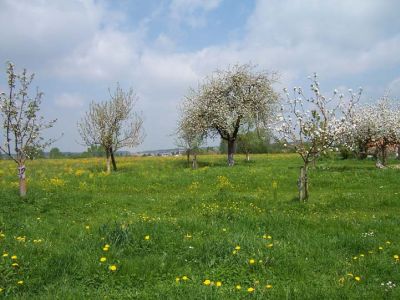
0, 0, 399, 152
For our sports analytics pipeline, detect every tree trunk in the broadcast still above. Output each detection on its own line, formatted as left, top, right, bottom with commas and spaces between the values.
192, 153, 198, 169
246, 151, 250, 162
397, 145, 400, 160
227, 139, 236, 167
186, 150, 190, 167
298, 164, 308, 201
381, 144, 387, 166
18, 164, 27, 197
110, 149, 117, 171
106, 150, 111, 174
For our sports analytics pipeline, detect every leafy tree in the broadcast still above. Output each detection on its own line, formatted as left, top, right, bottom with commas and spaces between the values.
179, 64, 278, 166
78, 84, 144, 173
49, 147, 64, 159
0, 62, 56, 197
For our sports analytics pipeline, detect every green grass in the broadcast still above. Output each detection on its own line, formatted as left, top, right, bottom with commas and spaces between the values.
0, 154, 400, 299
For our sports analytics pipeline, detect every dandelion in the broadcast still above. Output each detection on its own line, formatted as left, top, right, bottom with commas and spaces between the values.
235, 285, 241, 290
379, 246, 383, 250
103, 247, 109, 251
386, 241, 391, 245
235, 245, 241, 250
175, 277, 180, 282
2, 253, 8, 257
355, 276, 361, 282
222, 228, 227, 232
17, 281, 23, 285
232, 250, 237, 254
85, 225, 90, 230
353, 256, 358, 260
247, 287, 255, 293
12, 263, 19, 267
203, 279, 211, 286
249, 259, 255, 264
100, 257, 107, 262
182, 276, 189, 281
11, 255, 17, 260
266, 284, 273, 289
185, 234, 192, 238
267, 243, 274, 248
108, 265, 117, 272
144, 235, 150, 240
0, 288, 3, 292
216, 281, 222, 287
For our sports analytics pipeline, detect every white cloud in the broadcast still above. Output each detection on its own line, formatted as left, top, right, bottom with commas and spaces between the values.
169, 0, 222, 27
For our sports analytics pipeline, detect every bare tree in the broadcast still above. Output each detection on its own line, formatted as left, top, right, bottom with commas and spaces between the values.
78, 84, 144, 173
0, 62, 57, 197
179, 64, 279, 166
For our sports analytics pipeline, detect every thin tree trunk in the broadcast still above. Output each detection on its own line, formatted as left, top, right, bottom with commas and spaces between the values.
186, 150, 190, 168
18, 163, 27, 197
192, 153, 198, 169
381, 144, 387, 166
246, 151, 250, 161
110, 149, 117, 171
397, 145, 400, 160
106, 150, 111, 174
298, 164, 308, 201
227, 139, 236, 167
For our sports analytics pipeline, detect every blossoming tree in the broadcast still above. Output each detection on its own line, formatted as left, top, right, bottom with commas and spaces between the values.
179, 64, 279, 166
0, 62, 57, 197
78, 84, 144, 173
346, 98, 400, 166
276, 73, 361, 201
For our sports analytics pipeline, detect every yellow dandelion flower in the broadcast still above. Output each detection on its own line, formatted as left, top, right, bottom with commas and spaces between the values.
235, 245, 241, 250
393, 254, 399, 260
175, 277, 180, 282
17, 281, 23, 285
267, 243, 273, 248
104, 244, 110, 248
247, 287, 255, 293
11, 255, 17, 260
203, 279, 211, 286
222, 228, 227, 232
108, 265, 117, 272
235, 285, 241, 290
0, 288, 3, 292
249, 259, 255, 264
386, 241, 391, 245
347, 273, 354, 277
12, 263, 19, 267
100, 257, 107, 262
378, 246, 383, 250
185, 234, 192, 238
103, 247, 109, 251
85, 225, 90, 230
182, 276, 189, 281
354, 276, 361, 282
368, 250, 374, 254
359, 254, 364, 257
2, 253, 8, 257
216, 281, 222, 287
144, 235, 150, 240
266, 284, 273, 289
353, 256, 358, 260
232, 250, 237, 254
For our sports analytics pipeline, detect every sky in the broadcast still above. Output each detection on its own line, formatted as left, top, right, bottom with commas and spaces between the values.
0, 0, 399, 152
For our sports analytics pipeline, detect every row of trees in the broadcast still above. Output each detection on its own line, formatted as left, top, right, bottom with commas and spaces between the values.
2, 62, 399, 200
177, 66, 399, 201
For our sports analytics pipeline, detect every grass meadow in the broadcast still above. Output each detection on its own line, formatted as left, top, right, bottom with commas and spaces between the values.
0, 154, 400, 299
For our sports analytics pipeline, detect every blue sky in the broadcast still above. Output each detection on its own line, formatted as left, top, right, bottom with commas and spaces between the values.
0, 0, 399, 152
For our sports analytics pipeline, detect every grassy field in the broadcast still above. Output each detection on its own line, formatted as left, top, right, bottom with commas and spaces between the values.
0, 154, 399, 299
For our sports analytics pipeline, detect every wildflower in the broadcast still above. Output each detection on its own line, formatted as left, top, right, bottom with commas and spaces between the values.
393, 255, 399, 261
2, 253, 8, 257
232, 250, 237, 254
247, 287, 255, 293
267, 243, 273, 248
386, 241, 391, 245
175, 277, 180, 282
0, 288, 3, 292
12, 263, 19, 267
379, 246, 383, 250
203, 279, 211, 286
236, 285, 241, 290
216, 281, 222, 287
182, 276, 189, 281
249, 259, 255, 264
108, 265, 117, 272
359, 254, 364, 257
347, 273, 354, 277
17, 281, 23, 285
144, 235, 150, 240
355, 276, 361, 282
100, 257, 107, 262
266, 284, 273, 289
235, 245, 241, 250
11, 255, 17, 260
185, 234, 192, 238
222, 228, 227, 232
103, 247, 109, 251
85, 225, 90, 230
353, 256, 358, 260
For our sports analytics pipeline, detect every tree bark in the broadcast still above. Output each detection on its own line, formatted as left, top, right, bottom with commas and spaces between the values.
192, 153, 198, 169
397, 145, 400, 160
381, 144, 387, 166
110, 149, 117, 171
106, 150, 111, 174
227, 139, 236, 166
18, 164, 27, 197
186, 150, 190, 167
298, 164, 308, 201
